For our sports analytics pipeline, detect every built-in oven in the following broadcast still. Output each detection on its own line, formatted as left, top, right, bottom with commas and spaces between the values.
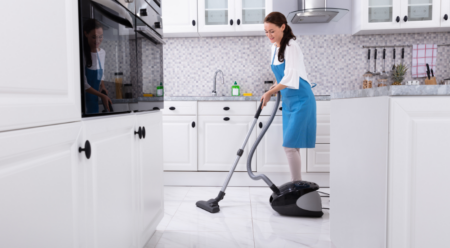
78, 0, 164, 117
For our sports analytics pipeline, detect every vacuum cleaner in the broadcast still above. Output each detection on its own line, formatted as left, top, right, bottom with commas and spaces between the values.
196, 93, 323, 217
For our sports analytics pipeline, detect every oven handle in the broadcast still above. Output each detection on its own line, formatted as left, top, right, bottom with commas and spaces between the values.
136, 26, 165, 44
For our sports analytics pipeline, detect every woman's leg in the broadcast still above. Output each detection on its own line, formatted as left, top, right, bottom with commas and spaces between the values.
284, 147, 302, 181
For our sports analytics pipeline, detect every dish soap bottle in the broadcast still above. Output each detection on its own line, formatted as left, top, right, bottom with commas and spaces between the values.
231, 81, 240, 96
156, 82, 164, 97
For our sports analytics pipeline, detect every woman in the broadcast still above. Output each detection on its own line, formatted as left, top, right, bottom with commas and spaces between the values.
83, 19, 112, 113
260, 12, 316, 182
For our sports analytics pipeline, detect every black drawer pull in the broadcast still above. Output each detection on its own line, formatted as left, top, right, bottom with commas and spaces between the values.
79, 140, 91, 159
230, 19, 233, 25
279, 107, 282, 111
135, 126, 143, 139
153, 107, 160, 110
237, 19, 241, 25
396, 16, 400, 22
169, 107, 176, 110
192, 121, 196, 128
223, 107, 230, 111
259, 122, 263, 129
192, 20, 196, 26
142, 127, 146, 139
445, 14, 449, 21
404, 15, 408, 22
224, 117, 230, 121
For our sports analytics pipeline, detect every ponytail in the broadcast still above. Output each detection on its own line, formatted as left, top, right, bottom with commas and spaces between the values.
264, 12, 296, 63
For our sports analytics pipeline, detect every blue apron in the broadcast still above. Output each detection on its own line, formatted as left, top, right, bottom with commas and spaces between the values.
85, 52, 103, 114
271, 47, 316, 148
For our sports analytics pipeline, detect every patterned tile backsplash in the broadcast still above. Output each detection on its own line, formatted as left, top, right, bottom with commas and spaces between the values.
163, 32, 450, 96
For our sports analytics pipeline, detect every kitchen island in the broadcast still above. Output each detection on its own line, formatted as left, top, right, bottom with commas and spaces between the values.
330, 86, 450, 248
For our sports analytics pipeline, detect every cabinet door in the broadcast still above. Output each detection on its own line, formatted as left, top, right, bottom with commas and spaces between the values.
198, 115, 256, 171
400, 0, 441, 28
234, 0, 272, 34
162, 0, 199, 37
0, 123, 82, 248
362, 0, 402, 30
307, 144, 331, 173
136, 112, 164, 246
163, 115, 198, 171
82, 115, 138, 248
0, 0, 81, 132
198, 0, 236, 34
440, 0, 450, 27
317, 101, 331, 144
256, 116, 307, 173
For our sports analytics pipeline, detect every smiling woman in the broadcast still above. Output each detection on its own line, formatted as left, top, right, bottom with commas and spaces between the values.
261, 12, 316, 182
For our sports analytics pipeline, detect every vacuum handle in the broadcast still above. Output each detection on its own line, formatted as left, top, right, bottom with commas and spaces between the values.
255, 100, 263, 118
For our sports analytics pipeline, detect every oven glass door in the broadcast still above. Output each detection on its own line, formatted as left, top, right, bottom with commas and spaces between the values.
80, 0, 138, 116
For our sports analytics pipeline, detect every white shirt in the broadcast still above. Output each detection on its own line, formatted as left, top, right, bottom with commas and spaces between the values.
271, 39, 310, 89
84, 49, 106, 90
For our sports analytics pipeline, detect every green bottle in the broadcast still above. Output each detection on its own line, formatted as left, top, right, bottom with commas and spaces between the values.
156, 82, 164, 97
231, 81, 240, 96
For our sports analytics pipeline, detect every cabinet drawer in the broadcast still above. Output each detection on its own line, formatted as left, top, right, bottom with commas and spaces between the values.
162, 101, 197, 115
259, 101, 283, 116
198, 101, 256, 116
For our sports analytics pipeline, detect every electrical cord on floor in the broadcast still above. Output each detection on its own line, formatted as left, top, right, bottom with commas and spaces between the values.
318, 191, 330, 210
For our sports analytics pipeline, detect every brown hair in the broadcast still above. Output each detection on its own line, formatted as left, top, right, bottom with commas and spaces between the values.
264, 12, 296, 63
83, 19, 103, 68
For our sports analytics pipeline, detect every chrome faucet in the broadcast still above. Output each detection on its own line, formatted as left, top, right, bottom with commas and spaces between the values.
213, 70, 224, 96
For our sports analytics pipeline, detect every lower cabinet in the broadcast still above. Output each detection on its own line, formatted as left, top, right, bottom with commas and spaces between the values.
162, 115, 197, 171
82, 115, 139, 248
198, 115, 257, 171
256, 116, 307, 172
307, 144, 331, 173
0, 112, 163, 248
0, 122, 83, 248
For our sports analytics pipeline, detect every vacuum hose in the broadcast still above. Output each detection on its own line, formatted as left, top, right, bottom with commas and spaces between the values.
247, 93, 281, 195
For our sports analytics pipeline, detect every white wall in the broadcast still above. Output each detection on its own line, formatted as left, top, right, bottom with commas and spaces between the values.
272, 0, 352, 35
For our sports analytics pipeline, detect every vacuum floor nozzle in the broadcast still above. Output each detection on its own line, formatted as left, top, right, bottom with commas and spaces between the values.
196, 191, 225, 213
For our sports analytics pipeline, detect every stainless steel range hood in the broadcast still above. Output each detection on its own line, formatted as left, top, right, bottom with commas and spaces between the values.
287, 0, 349, 24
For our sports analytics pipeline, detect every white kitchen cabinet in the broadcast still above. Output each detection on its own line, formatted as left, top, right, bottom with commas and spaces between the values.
307, 144, 330, 173
198, 115, 256, 171
136, 112, 164, 247
163, 115, 198, 171
198, 0, 236, 34
0, 0, 81, 132
82, 115, 139, 248
234, 0, 272, 34
353, 0, 445, 35
162, 0, 199, 37
441, 0, 450, 27
256, 116, 307, 173
0, 122, 82, 248
316, 101, 331, 144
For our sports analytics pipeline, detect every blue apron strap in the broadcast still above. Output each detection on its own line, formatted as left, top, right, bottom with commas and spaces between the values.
271, 47, 277, 65
96, 52, 102, 71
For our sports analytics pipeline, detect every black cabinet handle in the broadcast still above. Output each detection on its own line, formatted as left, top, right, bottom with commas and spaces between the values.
279, 107, 282, 111
445, 14, 448, 21
404, 16, 408, 22
153, 107, 160, 110
142, 127, 146, 139
224, 117, 230, 121
192, 121, 196, 128
259, 122, 263, 128
169, 107, 176, 110
223, 107, 230, 111
230, 19, 233, 25
192, 20, 196, 26
135, 126, 143, 139
237, 19, 241, 25
79, 140, 92, 159
396, 16, 400, 22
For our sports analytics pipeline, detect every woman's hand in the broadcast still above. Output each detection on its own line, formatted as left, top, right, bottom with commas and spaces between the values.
99, 94, 112, 112
100, 82, 108, 95
260, 91, 272, 110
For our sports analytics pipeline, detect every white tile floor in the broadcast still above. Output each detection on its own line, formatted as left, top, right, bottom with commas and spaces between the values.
144, 186, 333, 248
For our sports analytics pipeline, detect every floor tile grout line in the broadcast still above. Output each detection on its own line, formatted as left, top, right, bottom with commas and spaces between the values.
153, 186, 193, 247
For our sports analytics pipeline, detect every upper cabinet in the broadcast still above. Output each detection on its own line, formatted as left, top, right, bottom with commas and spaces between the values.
162, 0, 199, 37
353, 0, 447, 35
163, 0, 272, 37
441, 0, 450, 27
